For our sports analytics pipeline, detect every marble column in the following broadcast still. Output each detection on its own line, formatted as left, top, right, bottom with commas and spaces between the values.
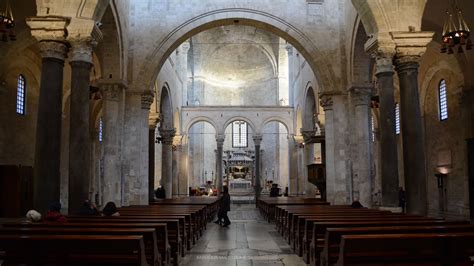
172, 135, 181, 197
395, 55, 427, 214
393, 31, 433, 215
160, 128, 175, 199
350, 87, 373, 207
375, 53, 399, 207
148, 117, 159, 202
136, 92, 153, 205
253, 135, 263, 205
100, 81, 125, 206
32, 41, 68, 212
68, 40, 94, 214
215, 134, 225, 194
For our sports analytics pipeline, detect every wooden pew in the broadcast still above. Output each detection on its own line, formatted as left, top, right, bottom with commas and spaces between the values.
0, 234, 148, 266
309, 220, 470, 265
320, 224, 474, 266
335, 232, 474, 266
3, 222, 171, 266
0, 227, 161, 266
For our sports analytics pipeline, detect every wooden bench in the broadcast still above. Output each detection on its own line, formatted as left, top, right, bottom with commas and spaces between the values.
320, 224, 474, 266
0, 227, 161, 266
0, 234, 148, 265
336, 232, 474, 266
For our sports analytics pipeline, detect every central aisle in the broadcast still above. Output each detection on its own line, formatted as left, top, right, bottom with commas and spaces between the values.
179, 204, 306, 266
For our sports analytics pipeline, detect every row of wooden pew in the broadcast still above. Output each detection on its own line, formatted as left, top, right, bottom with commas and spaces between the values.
258, 197, 474, 266
0, 197, 220, 266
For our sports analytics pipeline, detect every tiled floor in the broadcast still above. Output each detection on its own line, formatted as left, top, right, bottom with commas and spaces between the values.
179, 204, 306, 266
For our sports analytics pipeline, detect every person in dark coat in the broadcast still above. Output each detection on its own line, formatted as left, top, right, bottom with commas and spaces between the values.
398, 187, 406, 213
78, 200, 98, 216
214, 186, 231, 227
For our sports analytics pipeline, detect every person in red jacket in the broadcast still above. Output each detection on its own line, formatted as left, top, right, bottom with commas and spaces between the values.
44, 202, 67, 223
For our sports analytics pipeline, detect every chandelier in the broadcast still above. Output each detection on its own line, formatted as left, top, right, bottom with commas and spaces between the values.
441, 2, 471, 54
0, 0, 15, 42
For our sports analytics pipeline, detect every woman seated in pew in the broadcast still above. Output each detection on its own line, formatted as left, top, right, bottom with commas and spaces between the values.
44, 202, 67, 223
78, 200, 98, 216
102, 201, 120, 216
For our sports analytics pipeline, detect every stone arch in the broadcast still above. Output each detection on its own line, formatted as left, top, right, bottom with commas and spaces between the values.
137, 10, 335, 93
222, 116, 257, 135
350, 17, 373, 87
160, 83, 174, 129
262, 117, 292, 136
303, 84, 317, 131
185, 117, 219, 135
96, 2, 125, 80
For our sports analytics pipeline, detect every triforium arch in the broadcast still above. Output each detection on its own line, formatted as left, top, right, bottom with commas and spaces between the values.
262, 118, 292, 137
185, 118, 219, 136
138, 12, 335, 94
159, 83, 173, 130
222, 117, 257, 136
303, 84, 318, 132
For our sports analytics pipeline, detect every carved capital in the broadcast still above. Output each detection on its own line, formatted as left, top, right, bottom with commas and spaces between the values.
216, 134, 225, 146
285, 44, 294, 55
349, 87, 373, 106
69, 39, 94, 63
149, 116, 159, 129
253, 135, 263, 146
365, 35, 396, 75
390, 31, 434, 58
159, 128, 176, 145
301, 130, 316, 143
141, 92, 154, 110
99, 80, 126, 101
180, 41, 191, 54
319, 94, 334, 111
38, 41, 68, 60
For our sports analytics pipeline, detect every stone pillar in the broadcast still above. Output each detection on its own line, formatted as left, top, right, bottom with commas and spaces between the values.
320, 94, 349, 204
67, 40, 94, 214
392, 31, 433, 215
100, 81, 125, 206
160, 128, 175, 199
177, 135, 189, 196
135, 92, 153, 205
148, 117, 159, 202
288, 135, 299, 196
215, 134, 225, 194
302, 131, 316, 198
350, 87, 373, 207
253, 135, 263, 205
27, 17, 69, 212
172, 135, 181, 197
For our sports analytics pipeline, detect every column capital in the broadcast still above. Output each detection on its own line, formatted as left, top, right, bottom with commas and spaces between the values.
149, 116, 160, 129
99, 79, 126, 101
349, 86, 373, 106
319, 94, 334, 111
252, 135, 263, 146
26, 17, 69, 60
216, 134, 225, 146
180, 41, 191, 54
365, 35, 396, 75
285, 44, 293, 55
141, 92, 155, 110
301, 130, 316, 143
390, 31, 434, 58
38, 41, 69, 61
159, 128, 176, 145
69, 39, 94, 63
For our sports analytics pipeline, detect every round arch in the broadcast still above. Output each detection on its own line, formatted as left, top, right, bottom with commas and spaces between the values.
137, 10, 335, 93
160, 83, 174, 128
302, 84, 317, 131
262, 117, 291, 136
222, 116, 257, 135
185, 117, 219, 135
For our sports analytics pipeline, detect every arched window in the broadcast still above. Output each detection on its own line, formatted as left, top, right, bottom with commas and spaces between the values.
16, 74, 26, 115
439, 79, 448, 121
98, 117, 103, 142
395, 103, 401, 135
232, 121, 247, 148
371, 114, 376, 142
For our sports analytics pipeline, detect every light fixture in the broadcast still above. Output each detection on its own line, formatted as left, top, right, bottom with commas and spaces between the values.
0, 0, 15, 42
441, 1, 472, 54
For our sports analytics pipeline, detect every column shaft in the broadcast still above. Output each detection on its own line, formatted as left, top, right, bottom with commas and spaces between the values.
149, 126, 156, 202
33, 41, 67, 213
253, 135, 262, 205
395, 57, 427, 215
216, 136, 224, 194
376, 70, 400, 206
68, 60, 92, 214
160, 128, 175, 199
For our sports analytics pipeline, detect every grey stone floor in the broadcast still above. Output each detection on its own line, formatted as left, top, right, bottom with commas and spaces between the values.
179, 204, 306, 266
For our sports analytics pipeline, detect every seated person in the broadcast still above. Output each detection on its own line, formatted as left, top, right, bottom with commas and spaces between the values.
44, 202, 67, 223
78, 200, 98, 215
26, 209, 42, 222
102, 201, 120, 216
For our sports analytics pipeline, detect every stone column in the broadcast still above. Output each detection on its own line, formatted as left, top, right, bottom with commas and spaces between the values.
172, 135, 182, 197
160, 128, 175, 199
27, 17, 69, 212
215, 134, 225, 194
100, 81, 125, 206
288, 135, 299, 196
68, 40, 94, 214
350, 87, 373, 206
320, 94, 350, 204
302, 131, 316, 198
148, 117, 159, 202
392, 31, 433, 215
253, 135, 263, 205
136, 92, 153, 205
